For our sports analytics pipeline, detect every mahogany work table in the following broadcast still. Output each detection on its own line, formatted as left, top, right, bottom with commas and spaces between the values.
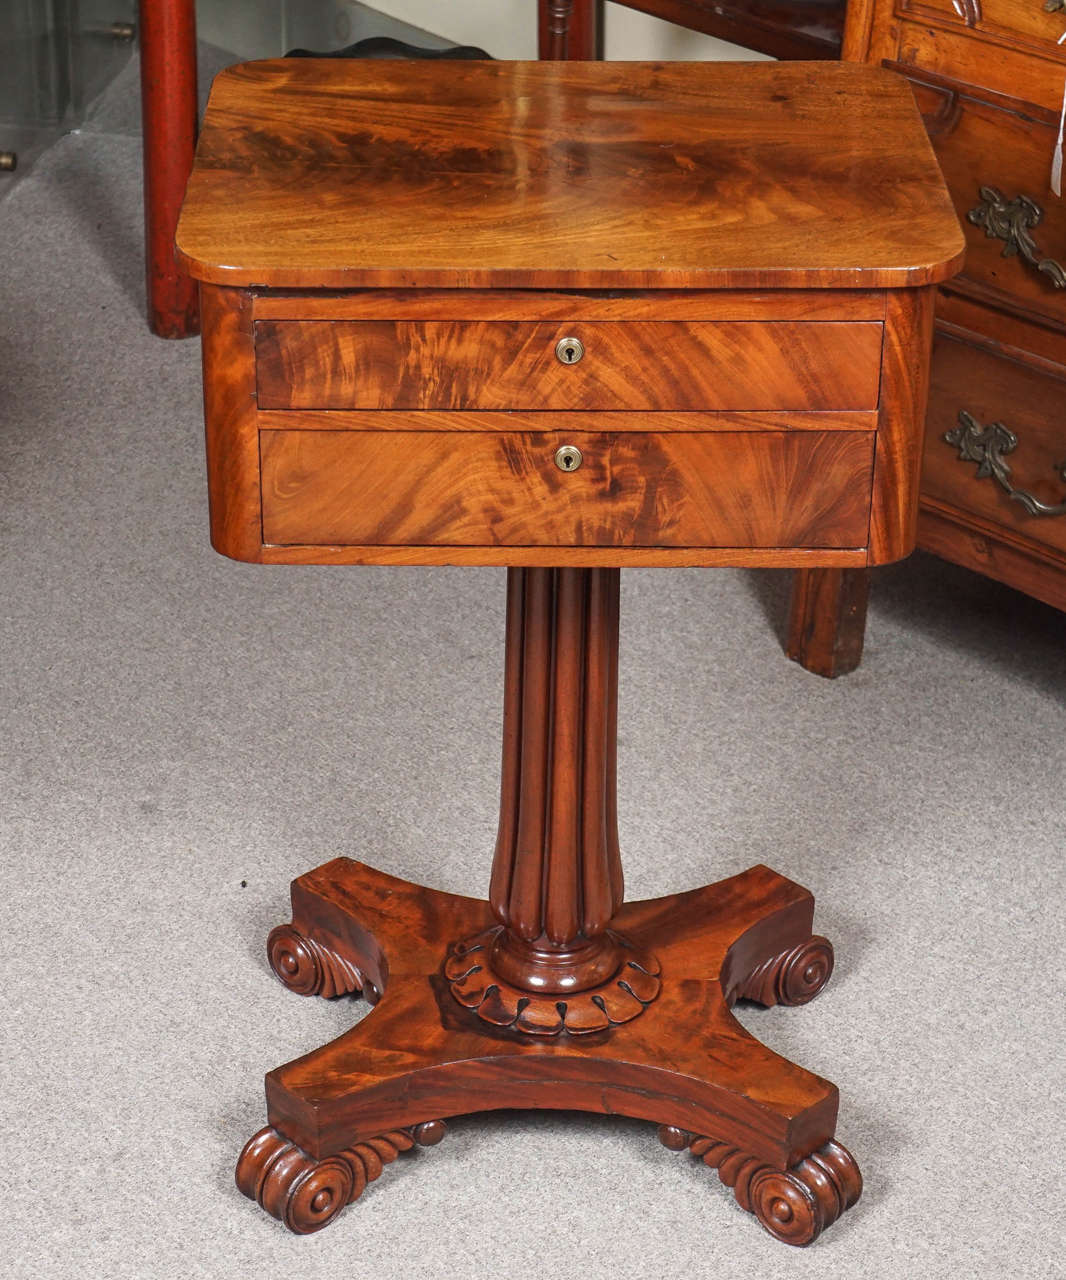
176, 58, 963, 1246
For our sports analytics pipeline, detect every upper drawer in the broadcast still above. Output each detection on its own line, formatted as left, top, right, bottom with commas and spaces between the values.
255, 320, 884, 412
910, 80, 1066, 328
897, 0, 1066, 56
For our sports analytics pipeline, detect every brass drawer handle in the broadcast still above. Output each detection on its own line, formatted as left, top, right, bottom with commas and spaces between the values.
944, 409, 1066, 517
967, 187, 1066, 289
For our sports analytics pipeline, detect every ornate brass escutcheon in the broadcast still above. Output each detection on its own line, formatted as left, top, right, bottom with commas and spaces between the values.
944, 409, 1066, 517
967, 186, 1066, 289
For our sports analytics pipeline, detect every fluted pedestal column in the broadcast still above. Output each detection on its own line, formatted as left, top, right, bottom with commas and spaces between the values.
445, 568, 661, 1034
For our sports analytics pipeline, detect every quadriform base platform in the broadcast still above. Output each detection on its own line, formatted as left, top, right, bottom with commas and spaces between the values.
176, 59, 963, 1245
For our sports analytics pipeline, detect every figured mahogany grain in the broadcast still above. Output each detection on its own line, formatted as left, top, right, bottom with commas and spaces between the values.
868, 286, 936, 565
259, 428, 876, 550
200, 285, 260, 561
255, 408, 881, 435
175, 60, 964, 291
255, 320, 883, 412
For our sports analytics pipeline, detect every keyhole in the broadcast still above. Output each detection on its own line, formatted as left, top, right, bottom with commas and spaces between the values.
555, 336, 585, 366
554, 444, 583, 472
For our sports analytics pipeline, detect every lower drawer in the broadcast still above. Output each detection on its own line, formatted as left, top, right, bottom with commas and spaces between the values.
923, 330, 1066, 556
260, 429, 875, 549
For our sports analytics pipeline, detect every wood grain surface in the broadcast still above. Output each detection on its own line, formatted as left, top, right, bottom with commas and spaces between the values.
200, 285, 261, 561
175, 59, 964, 290
256, 408, 880, 434
259, 428, 875, 549
255, 320, 883, 412
867, 285, 935, 564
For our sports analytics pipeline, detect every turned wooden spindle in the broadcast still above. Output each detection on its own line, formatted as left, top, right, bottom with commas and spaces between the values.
545, 1, 577, 60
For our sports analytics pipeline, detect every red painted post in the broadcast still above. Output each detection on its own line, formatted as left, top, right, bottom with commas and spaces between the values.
139, 0, 200, 337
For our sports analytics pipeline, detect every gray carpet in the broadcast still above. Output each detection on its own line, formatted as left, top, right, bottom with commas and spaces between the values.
2, 48, 1064, 1280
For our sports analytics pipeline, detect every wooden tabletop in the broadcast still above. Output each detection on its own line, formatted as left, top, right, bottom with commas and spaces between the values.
176, 59, 963, 291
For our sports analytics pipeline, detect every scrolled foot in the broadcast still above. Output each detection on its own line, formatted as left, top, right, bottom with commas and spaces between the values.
734, 936, 834, 1007
658, 1127, 861, 1246
236, 1121, 447, 1234
267, 924, 364, 999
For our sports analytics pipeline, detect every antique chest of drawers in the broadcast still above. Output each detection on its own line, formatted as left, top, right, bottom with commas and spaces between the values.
844, 0, 1066, 609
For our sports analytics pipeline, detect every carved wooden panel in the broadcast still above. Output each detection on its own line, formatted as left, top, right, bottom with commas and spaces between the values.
259, 428, 876, 549
255, 320, 884, 412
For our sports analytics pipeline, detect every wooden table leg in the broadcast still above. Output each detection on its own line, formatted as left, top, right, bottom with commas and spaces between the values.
237, 569, 861, 1245
787, 567, 871, 678
138, 0, 200, 338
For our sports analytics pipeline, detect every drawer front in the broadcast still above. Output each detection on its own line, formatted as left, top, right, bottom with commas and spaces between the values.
898, 0, 1066, 55
260, 428, 875, 549
923, 330, 1066, 555
909, 79, 1066, 328
255, 320, 883, 412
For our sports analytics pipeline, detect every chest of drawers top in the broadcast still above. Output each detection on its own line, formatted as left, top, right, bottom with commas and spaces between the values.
176, 59, 962, 293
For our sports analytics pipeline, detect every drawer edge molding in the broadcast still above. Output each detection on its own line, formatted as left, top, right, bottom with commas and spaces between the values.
254, 409, 882, 435
250, 546, 871, 569
943, 408, 1066, 516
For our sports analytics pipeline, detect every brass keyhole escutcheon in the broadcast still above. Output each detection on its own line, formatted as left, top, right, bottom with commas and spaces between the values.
554, 444, 583, 472
555, 336, 585, 365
